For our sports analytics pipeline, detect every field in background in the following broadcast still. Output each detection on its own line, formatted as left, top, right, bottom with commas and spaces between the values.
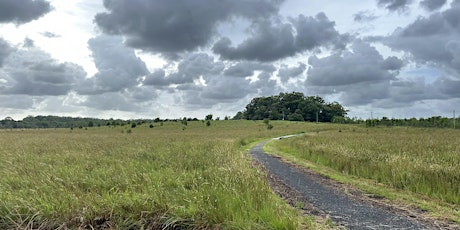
0, 120, 317, 229
272, 125, 460, 222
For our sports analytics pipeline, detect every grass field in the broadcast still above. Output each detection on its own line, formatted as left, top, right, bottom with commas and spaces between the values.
0, 120, 318, 229
270, 125, 460, 222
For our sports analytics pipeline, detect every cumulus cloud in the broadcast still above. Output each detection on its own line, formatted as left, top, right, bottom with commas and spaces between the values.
94, 0, 282, 56
0, 95, 35, 109
0, 42, 86, 96
77, 35, 149, 94
353, 11, 378, 22
198, 77, 254, 102
40, 31, 60, 38
0, 38, 14, 67
79, 92, 144, 111
377, 0, 413, 11
420, 0, 447, 11
307, 41, 403, 86
0, 0, 52, 24
278, 62, 307, 82
383, 0, 460, 75
306, 40, 406, 106
213, 13, 347, 62
224, 61, 276, 78
143, 53, 225, 87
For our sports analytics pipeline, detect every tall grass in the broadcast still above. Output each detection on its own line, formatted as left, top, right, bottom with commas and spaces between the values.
0, 120, 313, 229
276, 126, 460, 205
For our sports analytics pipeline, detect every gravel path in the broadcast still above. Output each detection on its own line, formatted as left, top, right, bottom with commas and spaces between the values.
250, 140, 432, 230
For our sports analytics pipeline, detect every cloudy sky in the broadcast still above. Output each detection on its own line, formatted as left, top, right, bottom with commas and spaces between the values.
0, 0, 459, 120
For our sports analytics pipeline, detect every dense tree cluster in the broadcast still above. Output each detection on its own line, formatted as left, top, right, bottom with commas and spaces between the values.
234, 92, 347, 122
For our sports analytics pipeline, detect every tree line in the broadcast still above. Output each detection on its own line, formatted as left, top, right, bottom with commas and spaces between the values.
233, 92, 347, 122
0, 116, 172, 129
363, 116, 459, 129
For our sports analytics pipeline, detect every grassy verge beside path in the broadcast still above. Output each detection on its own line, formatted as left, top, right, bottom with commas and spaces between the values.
265, 125, 460, 224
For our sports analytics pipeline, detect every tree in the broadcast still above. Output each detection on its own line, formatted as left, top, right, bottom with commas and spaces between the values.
205, 114, 213, 121
235, 92, 347, 122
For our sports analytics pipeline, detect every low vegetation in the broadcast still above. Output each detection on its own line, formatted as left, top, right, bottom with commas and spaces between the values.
0, 120, 317, 229
270, 125, 460, 222
3, 116, 460, 228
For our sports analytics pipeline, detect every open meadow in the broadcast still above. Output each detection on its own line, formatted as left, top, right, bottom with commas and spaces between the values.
0, 120, 314, 229
271, 125, 460, 223
2, 120, 460, 228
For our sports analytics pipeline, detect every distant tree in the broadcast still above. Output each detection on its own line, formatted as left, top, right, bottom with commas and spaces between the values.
88, 121, 94, 127
205, 114, 213, 121
235, 92, 347, 122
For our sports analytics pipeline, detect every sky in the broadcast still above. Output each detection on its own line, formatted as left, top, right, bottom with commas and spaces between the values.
0, 0, 459, 120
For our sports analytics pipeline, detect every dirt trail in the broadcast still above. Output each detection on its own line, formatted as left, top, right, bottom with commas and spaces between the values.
250, 140, 432, 230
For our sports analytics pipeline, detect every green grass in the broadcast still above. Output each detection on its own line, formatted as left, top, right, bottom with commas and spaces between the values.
268, 125, 460, 223
0, 120, 319, 229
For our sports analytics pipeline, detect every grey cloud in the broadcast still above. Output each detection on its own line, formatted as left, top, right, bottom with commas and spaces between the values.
182, 73, 278, 108
80, 92, 144, 111
353, 11, 378, 22
77, 35, 149, 94
213, 13, 346, 62
307, 41, 402, 86
377, 0, 413, 11
278, 62, 306, 82
41, 31, 60, 38
381, 56, 405, 70
212, 21, 296, 62
0, 95, 35, 109
0, 46, 86, 96
294, 13, 347, 50
432, 76, 460, 97
420, 0, 447, 11
95, 0, 282, 56
143, 53, 225, 87
143, 69, 167, 86
388, 79, 431, 104
339, 81, 391, 105
383, 0, 460, 74
23, 37, 35, 48
125, 86, 159, 102
0, 0, 52, 24
0, 38, 14, 67
224, 61, 276, 77
199, 77, 253, 102
253, 71, 280, 96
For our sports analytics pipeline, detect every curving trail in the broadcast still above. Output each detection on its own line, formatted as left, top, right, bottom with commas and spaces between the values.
250, 139, 431, 230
